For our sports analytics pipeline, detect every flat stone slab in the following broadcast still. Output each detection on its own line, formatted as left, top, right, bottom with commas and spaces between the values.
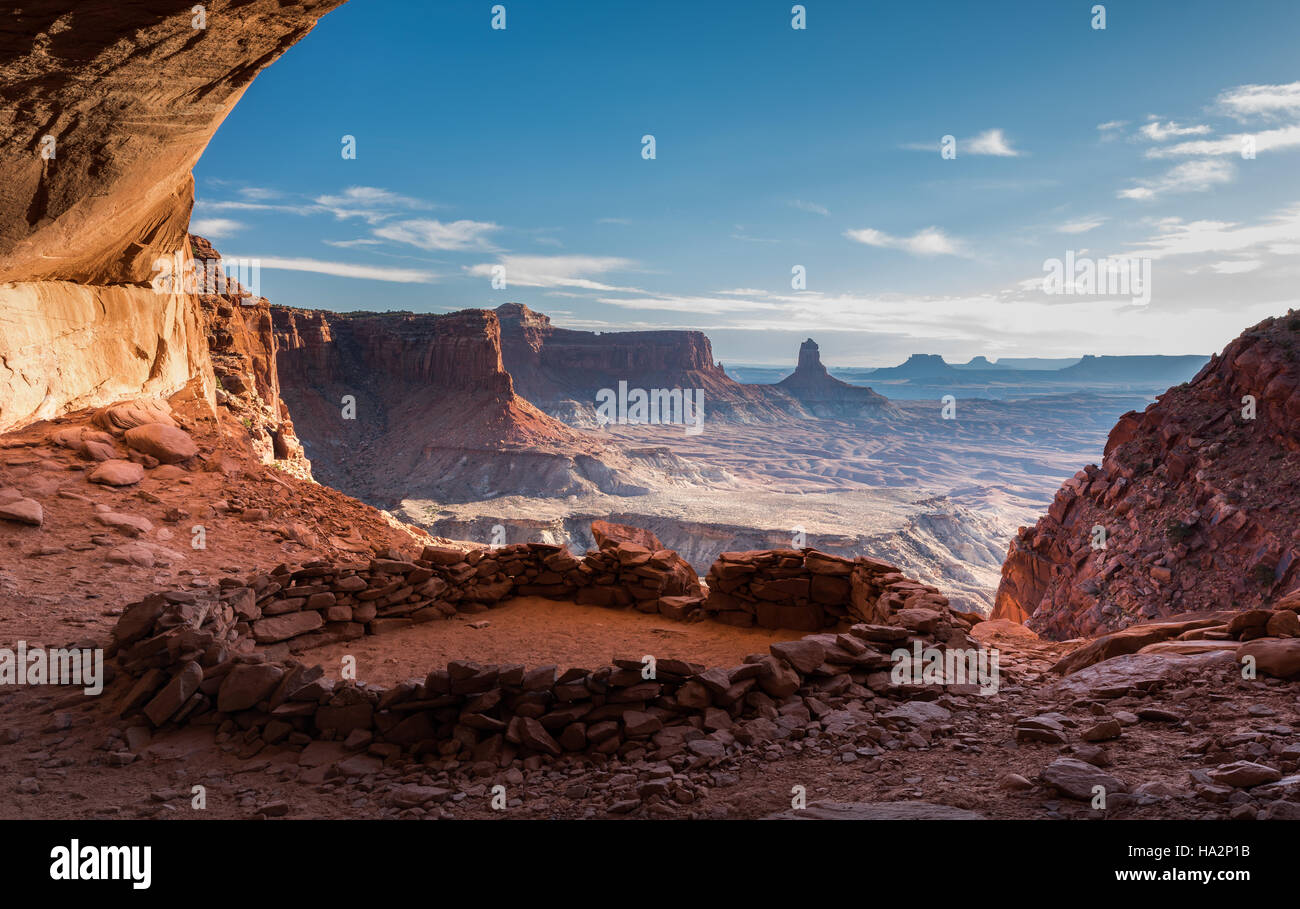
767, 800, 985, 820
1048, 651, 1235, 699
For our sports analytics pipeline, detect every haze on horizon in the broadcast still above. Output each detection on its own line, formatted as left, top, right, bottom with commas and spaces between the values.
192, 0, 1300, 368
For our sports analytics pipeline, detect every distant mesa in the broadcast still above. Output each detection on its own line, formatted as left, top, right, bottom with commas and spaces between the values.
859, 352, 958, 382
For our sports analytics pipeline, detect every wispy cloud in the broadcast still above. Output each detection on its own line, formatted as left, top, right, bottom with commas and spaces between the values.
194, 199, 320, 216
322, 238, 383, 249
189, 217, 244, 239
313, 186, 432, 224
466, 254, 636, 290
1217, 81, 1300, 121
1125, 202, 1300, 259
1138, 119, 1211, 141
789, 199, 830, 216
373, 219, 501, 251
237, 186, 282, 201
1057, 215, 1107, 234
1117, 158, 1235, 200
1145, 124, 1300, 158
844, 226, 966, 256
252, 256, 437, 283
903, 128, 1022, 156
965, 128, 1022, 157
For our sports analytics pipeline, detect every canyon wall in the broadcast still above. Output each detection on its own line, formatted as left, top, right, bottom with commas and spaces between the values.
193, 236, 309, 472
0, 0, 342, 430
0, 280, 210, 432
496, 303, 809, 424
993, 312, 1300, 639
272, 306, 657, 506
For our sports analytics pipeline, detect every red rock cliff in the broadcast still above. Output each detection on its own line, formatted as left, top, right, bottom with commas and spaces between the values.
993, 311, 1300, 639
0, 0, 342, 431
192, 236, 309, 471
272, 306, 654, 505
496, 303, 810, 423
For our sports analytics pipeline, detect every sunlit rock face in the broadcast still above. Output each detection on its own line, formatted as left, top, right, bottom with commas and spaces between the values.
0, 0, 344, 431
271, 305, 656, 506
0, 0, 345, 284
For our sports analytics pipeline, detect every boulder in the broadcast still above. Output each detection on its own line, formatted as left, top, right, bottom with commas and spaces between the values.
1207, 761, 1282, 788
1236, 638, 1300, 679
769, 639, 825, 674
1040, 757, 1126, 800
252, 611, 323, 644
0, 497, 43, 526
217, 663, 285, 712
142, 662, 202, 726
89, 459, 144, 486
591, 520, 664, 552
92, 401, 175, 434
123, 423, 198, 463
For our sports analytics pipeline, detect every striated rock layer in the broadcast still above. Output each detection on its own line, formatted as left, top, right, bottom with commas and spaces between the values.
0, 0, 344, 285
192, 236, 310, 473
496, 302, 813, 425
0, 280, 211, 432
993, 312, 1300, 639
272, 306, 656, 506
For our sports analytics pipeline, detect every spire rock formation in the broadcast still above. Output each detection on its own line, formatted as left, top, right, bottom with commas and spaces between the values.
776, 338, 893, 418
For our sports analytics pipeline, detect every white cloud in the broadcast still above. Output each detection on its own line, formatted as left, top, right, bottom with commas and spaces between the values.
1125, 203, 1300, 260
373, 219, 500, 251
903, 128, 1022, 156
1057, 216, 1107, 234
1208, 259, 1263, 274
189, 217, 244, 239
194, 199, 320, 216
1117, 159, 1235, 200
790, 199, 830, 216
253, 257, 437, 283
1145, 124, 1300, 158
1097, 120, 1128, 132
314, 186, 431, 224
322, 238, 383, 248
844, 226, 966, 256
1216, 81, 1300, 121
466, 254, 636, 290
1138, 120, 1211, 141
965, 128, 1022, 157
237, 186, 282, 201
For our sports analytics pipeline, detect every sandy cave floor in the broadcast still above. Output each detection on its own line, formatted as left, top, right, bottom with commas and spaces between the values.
301, 597, 795, 687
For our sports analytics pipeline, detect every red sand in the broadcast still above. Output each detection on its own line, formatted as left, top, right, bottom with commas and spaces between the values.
300, 596, 796, 686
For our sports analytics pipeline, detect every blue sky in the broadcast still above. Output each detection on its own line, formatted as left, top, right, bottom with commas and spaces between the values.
193, 0, 1300, 366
